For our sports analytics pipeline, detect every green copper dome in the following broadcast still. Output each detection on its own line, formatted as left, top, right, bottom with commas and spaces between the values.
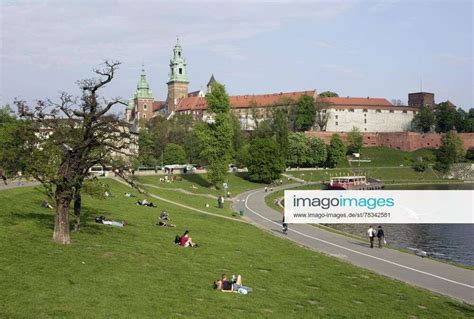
135, 66, 153, 99
168, 38, 188, 83
127, 98, 135, 110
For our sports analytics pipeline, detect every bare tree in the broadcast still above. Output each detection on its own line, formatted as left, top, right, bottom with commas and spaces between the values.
15, 61, 137, 244
314, 100, 330, 131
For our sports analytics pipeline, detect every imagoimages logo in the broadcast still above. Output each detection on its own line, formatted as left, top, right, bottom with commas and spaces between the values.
284, 190, 473, 224
292, 194, 395, 210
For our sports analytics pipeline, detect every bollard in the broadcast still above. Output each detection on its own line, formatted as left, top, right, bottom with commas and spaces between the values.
239, 210, 244, 216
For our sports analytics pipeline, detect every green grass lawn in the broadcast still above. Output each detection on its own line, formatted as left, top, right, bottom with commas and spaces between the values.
337, 147, 437, 168
1, 182, 473, 318
136, 172, 283, 197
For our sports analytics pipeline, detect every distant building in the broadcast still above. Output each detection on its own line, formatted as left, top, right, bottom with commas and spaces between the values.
126, 40, 437, 133
408, 92, 435, 108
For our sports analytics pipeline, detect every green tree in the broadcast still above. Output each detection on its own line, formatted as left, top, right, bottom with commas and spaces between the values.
253, 119, 273, 138
327, 134, 346, 167
235, 142, 250, 168
308, 137, 327, 166
230, 113, 244, 160
163, 143, 187, 165
206, 82, 230, 114
138, 129, 156, 166
412, 106, 435, 133
196, 114, 233, 186
318, 91, 339, 97
347, 127, 363, 154
435, 131, 465, 171
0, 106, 32, 176
272, 108, 289, 161
435, 102, 457, 133
15, 61, 135, 244
294, 94, 316, 132
246, 138, 285, 183
286, 132, 311, 167
183, 130, 202, 164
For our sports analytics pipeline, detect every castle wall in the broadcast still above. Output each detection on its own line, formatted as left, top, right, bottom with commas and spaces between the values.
305, 131, 474, 151
324, 108, 415, 132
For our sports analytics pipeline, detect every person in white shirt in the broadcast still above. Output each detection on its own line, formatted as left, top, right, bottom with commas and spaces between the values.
367, 225, 376, 248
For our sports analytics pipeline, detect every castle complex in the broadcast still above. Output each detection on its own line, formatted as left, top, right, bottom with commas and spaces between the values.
127, 40, 443, 133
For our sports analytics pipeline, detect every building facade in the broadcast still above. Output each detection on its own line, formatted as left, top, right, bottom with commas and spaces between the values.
127, 40, 430, 133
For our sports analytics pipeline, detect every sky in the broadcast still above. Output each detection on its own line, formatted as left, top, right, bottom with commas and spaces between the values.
1, 0, 473, 111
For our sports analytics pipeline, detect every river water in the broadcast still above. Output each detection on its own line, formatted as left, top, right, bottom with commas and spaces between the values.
326, 184, 474, 266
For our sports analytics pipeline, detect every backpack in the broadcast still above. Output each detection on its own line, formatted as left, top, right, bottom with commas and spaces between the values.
174, 235, 181, 244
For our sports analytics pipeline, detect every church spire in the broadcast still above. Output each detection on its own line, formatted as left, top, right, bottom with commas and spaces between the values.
135, 64, 153, 99
168, 38, 188, 83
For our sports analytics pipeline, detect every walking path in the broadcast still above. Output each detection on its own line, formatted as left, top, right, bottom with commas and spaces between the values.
233, 183, 474, 305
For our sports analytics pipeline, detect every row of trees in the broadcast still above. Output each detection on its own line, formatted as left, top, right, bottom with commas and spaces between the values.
412, 102, 474, 133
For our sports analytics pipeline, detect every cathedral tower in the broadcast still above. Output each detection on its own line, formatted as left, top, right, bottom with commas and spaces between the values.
166, 38, 189, 113
133, 65, 154, 121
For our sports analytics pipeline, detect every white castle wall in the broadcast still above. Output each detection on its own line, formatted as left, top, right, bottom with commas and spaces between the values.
324, 108, 415, 132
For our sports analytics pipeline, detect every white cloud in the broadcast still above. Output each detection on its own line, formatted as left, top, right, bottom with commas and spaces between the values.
315, 40, 335, 49
439, 53, 472, 65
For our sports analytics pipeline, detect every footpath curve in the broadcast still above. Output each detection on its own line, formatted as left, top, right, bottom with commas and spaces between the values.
233, 183, 474, 305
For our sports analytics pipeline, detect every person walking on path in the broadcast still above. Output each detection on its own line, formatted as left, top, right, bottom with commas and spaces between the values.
16, 171, 23, 186
367, 225, 376, 248
376, 225, 385, 248
0, 166, 7, 185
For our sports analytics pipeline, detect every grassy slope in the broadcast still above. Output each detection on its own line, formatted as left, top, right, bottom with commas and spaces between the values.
1, 182, 473, 318
337, 147, 437, 168
136, 172, 282, 197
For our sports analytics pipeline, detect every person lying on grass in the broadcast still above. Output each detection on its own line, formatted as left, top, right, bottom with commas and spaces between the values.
214, 274, 252, 294
156, 210, 176, 227
136, 199, 157, 207
95, 216, 125, 227
175, 230, 198, 247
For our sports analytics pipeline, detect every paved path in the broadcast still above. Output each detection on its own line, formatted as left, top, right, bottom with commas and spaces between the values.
233, 184, 474, 305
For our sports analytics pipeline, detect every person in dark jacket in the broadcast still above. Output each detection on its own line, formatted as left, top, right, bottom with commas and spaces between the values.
377, 225, 385, 248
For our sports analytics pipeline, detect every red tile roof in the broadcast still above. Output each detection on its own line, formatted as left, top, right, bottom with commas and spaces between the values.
153, 101, 166, 111
316, 96, 393, 107
175, 90, 316, 112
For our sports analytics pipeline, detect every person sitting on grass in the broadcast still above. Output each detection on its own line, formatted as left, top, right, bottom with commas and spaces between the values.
41, 199, 53, 209
124, 192, 136, 198
156, 210, 176, 227
178, 230, 198, 247
213, 274, 252, 294
94, 216, 125, 227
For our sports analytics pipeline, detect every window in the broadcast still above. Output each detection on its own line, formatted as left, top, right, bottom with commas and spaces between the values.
364, 119, 367, 124
179, 68, 183, 74
402, 110, 407, 114
364, 128, 367, 131
178, 52, 181, 57
143, 104, 147, 110
335, 115, 338, 119
389, 110, 394, 113
376, 109, 381, 113
363, 109, 368, 112
349, 108, 354, 112
336, 121, 338, 126
143, 114, 146, 118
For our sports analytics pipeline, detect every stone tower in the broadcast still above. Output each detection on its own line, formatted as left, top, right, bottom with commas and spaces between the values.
166, 38, 189, 113
133, 65, 154, 121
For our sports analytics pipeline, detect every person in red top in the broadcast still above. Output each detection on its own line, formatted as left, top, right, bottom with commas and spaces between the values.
179, 230, 197, 247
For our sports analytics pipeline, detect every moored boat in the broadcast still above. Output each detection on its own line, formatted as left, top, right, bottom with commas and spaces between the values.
327, 176, 384, 190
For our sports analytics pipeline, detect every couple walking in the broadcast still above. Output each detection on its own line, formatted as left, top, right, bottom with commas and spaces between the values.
367, 225, 385, 248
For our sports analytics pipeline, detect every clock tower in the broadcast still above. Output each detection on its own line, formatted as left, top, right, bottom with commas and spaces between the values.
166, 38, 189, 113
